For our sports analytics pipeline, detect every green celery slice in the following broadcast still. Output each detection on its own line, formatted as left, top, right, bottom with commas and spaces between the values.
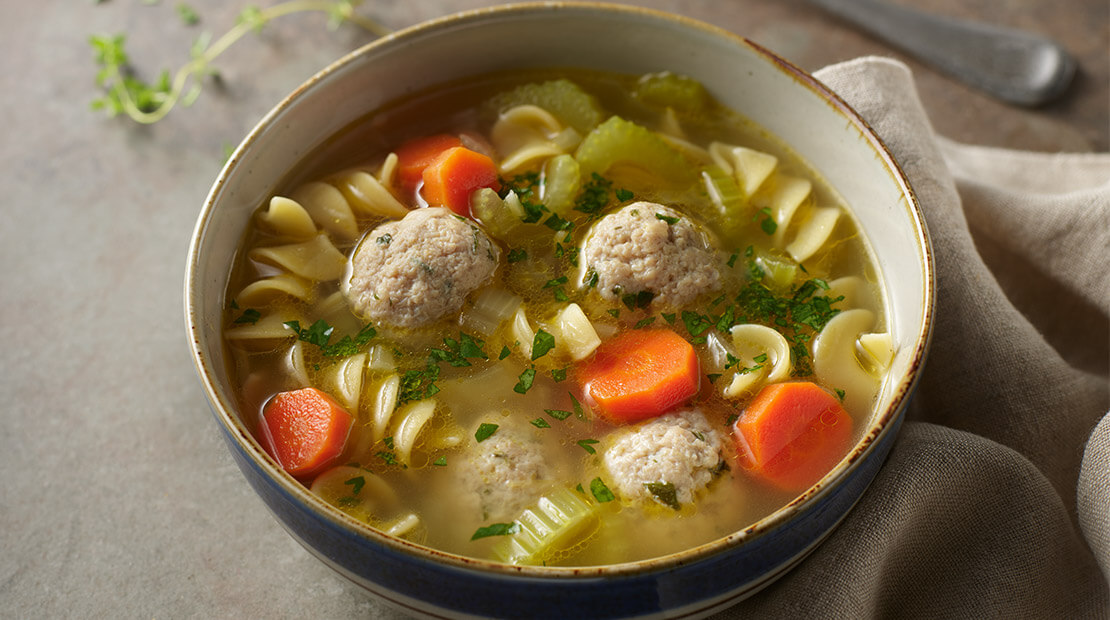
491, 487, 600, 565
635, 71, 709, 113
575, 116, 696, 186
542, 154, 581, 217
485, 79, 603, 135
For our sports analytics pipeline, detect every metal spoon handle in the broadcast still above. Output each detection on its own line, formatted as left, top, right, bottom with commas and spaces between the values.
807, 0, 1076, 106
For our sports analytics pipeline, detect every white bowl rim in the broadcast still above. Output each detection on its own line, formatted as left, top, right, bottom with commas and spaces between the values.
184, 0, 935, 580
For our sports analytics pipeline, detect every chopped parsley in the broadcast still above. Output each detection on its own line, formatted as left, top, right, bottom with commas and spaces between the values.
343, 475, 365, 496
569, 392, 587, 421
398, 359, 441, 404
498, 345, 512, 360
376, 450, 401, 467
584, 267, 599, 288
507, 248, 528, 263
531, 329, 556, 360
284, 319, 377, 357
589, 477, 616, 503
835, 388, 846, 402
375, 233, 392, 245
474, 423, 499, 443
544, 408, 573, 421
471, 522, 520, 540
432, 456, 447, 466
530, 418, 551, 429
621, 290, 654, 310
233, 308, 261, 324
574, 173, 614, 215
513, 367, 537, 394
430, 331, 489, 367
655, 212, 679, 225
645, 481, 680, 510
634, 316, 657, 329
615, 188, 634, 202
756, 207, 777, 235
576, 438, 600, 454
551, 366, 568, 382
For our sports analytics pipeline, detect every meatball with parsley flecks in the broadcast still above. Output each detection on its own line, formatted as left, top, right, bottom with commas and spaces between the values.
580, 202, 719, 308
602, 409, 727, 510
346, 207, 499, 328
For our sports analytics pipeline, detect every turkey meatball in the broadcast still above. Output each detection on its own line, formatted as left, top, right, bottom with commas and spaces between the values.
346, 207, 499, 328
580, 202, 719, 307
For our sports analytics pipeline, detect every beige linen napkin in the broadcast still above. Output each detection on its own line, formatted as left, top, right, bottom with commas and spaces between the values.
721, 57, 1109, 618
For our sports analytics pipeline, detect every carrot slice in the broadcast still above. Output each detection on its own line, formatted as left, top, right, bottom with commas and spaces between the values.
395, 133, 462, 191
260, 387, 354, 478
577, 328, 700, 424
421, 146, 501, 216
732, 381, 853, 492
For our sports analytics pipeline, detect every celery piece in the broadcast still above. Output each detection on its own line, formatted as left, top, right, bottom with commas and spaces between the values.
470, 187, 521, 241
485, 79, 603, 135
542, 154, 581, 217
754, 250, 799, 291
698, 165, 746, 241
635, 71, 709, 113
491, 487, 600, 565
575, 116, 696, 186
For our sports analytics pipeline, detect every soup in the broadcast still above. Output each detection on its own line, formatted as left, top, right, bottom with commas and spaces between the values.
222, 69, 892, 566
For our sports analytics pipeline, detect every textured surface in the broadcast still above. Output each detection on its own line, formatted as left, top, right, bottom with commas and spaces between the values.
1, 1, 1106, 618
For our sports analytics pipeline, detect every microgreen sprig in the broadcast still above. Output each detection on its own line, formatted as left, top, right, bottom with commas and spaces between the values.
90, 1, 389, 124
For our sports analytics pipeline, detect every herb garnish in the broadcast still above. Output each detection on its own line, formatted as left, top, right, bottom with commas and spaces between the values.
90, 1, 388, 124
471, 522, 520, 540
284, 319, 377, 357
514, 367, 537, 394
589, 477, 616, 503
344, 475, 365, 496
576, 439, 600, 454
530, 418, 551, 429
531, 329, 556, 360
544, 408, 573, 421
645, 481, 680, 510
474, 423, 499, 442
655, 212, 679, 225
507, 248, 528, 263
233, 308, 261, 324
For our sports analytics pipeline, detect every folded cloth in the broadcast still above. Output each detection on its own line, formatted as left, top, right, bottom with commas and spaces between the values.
719, 57, 1109, 618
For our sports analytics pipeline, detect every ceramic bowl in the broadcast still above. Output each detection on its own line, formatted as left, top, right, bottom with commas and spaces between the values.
185, 2, 934, 617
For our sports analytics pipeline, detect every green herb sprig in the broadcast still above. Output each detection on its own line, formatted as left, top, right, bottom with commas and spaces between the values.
90, 1, 389, 124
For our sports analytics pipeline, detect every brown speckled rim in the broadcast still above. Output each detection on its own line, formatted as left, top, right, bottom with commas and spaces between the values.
185, 0, 934, 582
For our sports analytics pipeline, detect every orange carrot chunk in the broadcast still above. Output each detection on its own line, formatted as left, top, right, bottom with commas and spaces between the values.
395, 133, 463, 191
577, 328, 700, 424
732, 381, 853, 492
260, 387, 354, 479
421, 146, 501, 216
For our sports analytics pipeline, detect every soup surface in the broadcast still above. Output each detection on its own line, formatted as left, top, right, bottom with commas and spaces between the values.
223, 69, 893, 566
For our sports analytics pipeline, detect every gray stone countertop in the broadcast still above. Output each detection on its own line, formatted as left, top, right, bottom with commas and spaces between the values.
2, 1, 1105, 617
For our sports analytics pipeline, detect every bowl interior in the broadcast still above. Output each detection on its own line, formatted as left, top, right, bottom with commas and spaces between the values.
187, 1, 931, 575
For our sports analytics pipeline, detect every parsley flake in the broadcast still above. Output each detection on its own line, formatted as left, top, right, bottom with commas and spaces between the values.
471, 522, 520, 540
645, 481, 680, 510
474, 423, 499, 442
514, 368, 537, 394
589, 477, 616, 503
531, 330, 556, 360
233, 308, 261, 324
576, 439, 600, 454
